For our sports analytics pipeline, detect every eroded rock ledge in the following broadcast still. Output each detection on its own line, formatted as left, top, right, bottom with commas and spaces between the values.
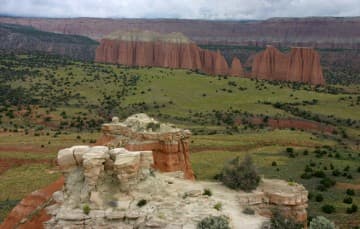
50, 146, 234, 228
47, 143, 308, 228
100, 114, 195, 180
2, 114, 309, 229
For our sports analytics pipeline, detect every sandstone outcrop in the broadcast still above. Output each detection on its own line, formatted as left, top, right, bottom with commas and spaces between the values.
252, 46, 325, 85
238, 179, 308, 223
47, 146, 240, 228
95, 31, 244, 77
100, 113, 195, 180
46, 153, 307, 228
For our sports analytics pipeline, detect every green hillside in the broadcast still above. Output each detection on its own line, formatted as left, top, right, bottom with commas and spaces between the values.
0, 23, 98, 45
0, 53, 359, 227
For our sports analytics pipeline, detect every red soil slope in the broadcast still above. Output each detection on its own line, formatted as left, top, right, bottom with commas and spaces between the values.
0, 177, 64, 229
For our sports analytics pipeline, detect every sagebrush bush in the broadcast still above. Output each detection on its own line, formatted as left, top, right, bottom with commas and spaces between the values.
309, 216, 335, 229
322, 204, 335, 214
242, 207, 255, 215
220, 155, 260, 192
203, 188, 212, 196
315, 194, 323, 202
269, 210, 303, 229
197, 216, 230, 229
82, 204, 90, 215
343, 196, 352, 204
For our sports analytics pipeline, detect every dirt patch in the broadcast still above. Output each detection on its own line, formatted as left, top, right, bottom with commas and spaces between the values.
236, 117, 335, 134
191, 141, 318, 153
0, 145, 52, 154
0, 158, 53, 175
336, 182, 360, 190
0, 177, 64, 229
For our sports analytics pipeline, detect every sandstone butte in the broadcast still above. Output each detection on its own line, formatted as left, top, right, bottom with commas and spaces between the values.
95, 30, 244, 77
251, 45, 325, 85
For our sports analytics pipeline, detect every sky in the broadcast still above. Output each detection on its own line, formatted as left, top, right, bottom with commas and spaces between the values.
1, 0, 359, 20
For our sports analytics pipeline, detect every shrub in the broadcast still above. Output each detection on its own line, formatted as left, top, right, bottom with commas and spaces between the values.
220, 155, 260, 192
146, 122, 160, 131
83, 204, 90, 215
309, 216, 335, 229
272, 161, 277, 166
322, 204, 335, 214
346, 204, 358, 214
301, 173, 312, 179
320, 177, 336, 188
346, 189, 355, 196
332, 169, 341, 176
197, 216, 230, 229
308, 192, 313, 200
269, 210, 303, 229
343, 196, 353, 204
313, 171, 326, 178
214, 202, 222, 211
316, 184, 327, 192
137, 199, 147, 207
315, 194, 323, 202
203, 188, 212, 196
243, 207, 255, 215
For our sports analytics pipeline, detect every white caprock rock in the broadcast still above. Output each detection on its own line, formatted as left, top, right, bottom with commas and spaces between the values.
57, 145, 90, 171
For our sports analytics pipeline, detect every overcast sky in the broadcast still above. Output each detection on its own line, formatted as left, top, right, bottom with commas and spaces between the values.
1, 0, 359, 20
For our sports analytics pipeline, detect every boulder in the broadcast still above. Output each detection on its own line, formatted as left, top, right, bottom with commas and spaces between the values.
83, 146, 109, 188
114, 152, 141, 190
57, 148, 76, 171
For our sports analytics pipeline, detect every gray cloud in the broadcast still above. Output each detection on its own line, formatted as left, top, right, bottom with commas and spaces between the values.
0, 0, 359, 19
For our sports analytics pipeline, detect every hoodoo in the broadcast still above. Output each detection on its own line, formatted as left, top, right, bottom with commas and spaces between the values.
251, 46, 325, 85
95, 30, 244, 77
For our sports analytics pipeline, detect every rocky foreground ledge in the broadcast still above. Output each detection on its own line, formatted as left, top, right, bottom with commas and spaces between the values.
1, 114, 308, 229
48, 141, 307, 228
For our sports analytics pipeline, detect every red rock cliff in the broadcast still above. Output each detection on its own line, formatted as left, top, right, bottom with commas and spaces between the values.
252, 46, 325, 85
100, 114, 196, 180
95, 31, 244, 77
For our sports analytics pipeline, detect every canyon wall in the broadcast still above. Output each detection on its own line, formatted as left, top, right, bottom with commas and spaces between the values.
252, 46, 325, 85
95, 32, 244, 77
0, 23, 98, 61
1, 17, 358, 49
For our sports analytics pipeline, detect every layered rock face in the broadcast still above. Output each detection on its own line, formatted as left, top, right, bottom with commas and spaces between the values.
101, 114, 195, 180
239, 179, 308, 224
1, 17, 358, 49
95, 31, 244, 77
252, 46, 325, 84
0, 23, 98, 61
50, 146, 228, 228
